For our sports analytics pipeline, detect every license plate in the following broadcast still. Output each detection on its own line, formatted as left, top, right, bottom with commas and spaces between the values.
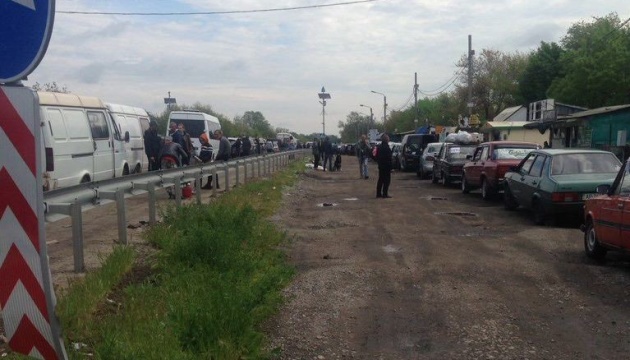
582, 193, 597, 200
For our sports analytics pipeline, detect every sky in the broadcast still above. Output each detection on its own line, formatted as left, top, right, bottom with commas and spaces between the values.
25, 0, 630, 135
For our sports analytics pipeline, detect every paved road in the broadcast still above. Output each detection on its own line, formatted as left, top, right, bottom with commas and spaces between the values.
267, 155, 630, 359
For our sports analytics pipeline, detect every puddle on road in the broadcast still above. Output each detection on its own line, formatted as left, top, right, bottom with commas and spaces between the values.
434, 211, 478, 217
382, 244, 401, 253
317, 202, 338, 207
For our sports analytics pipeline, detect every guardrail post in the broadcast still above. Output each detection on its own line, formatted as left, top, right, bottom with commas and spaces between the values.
224, 163, 230, 192
211, 166, 217, 197
174, 178, 182, 207
194, 174, 202, 204
99, 189, 128, 245
244, 159, 249, 184
70, 202, 85, 273
235, 160, 240, 187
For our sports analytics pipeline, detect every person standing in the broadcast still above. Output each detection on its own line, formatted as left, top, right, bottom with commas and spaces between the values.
312, 138, 321, 170
207, 129, 231, 189
357, 135, 371, 179
242, 135, 252, 156
233, 136, 242, 157
375, 134, 393, 198
198, 133, 215, 189
178, 123, 194, 165
158, 135, 188, 199
144, 120, 162, 171
322, 136, 333, 172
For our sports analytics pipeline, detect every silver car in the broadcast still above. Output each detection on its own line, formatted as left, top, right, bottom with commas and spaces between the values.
417, 142, 444, 179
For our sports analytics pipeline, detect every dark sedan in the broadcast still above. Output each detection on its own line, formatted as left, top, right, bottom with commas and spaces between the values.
503, 149, 621, 225
431, 143, 477, 186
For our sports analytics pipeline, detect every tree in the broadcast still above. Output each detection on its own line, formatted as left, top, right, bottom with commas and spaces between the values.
548, 13, 630, 108
338, 112, 381, 143
234, 111, 275, 138
454, 48, 529, 121
31, 81, 69, 93
518, 41, 563, 103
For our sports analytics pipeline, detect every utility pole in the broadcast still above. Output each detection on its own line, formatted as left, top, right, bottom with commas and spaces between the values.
414, 72, 419, 128
467, 35, 475, 117
318, 87, 331, 135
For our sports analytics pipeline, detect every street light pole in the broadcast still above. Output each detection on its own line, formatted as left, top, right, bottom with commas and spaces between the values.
318, 86, 331, 135
359, 104, 373, 130
371, 90, 387, 131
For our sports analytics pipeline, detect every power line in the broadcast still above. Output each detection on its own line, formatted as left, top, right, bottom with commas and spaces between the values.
57, 0, 382, 16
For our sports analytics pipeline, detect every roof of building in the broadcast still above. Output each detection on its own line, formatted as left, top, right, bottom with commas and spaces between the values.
493, 105, 525, 122
482, 121, 528, 130
557, 104, 630, 120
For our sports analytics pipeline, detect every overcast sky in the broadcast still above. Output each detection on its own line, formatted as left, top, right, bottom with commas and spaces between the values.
28, 0, 630, 135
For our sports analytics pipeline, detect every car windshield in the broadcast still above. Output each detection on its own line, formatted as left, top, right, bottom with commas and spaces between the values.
551, 153, 621, 175
407, 137, 423, 151
446, 145, 475, 160
493, 146, 537, 160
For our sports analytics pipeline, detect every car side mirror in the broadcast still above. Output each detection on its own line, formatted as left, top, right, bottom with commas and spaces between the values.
124, 131, 130, 143
596, 184, 611, 195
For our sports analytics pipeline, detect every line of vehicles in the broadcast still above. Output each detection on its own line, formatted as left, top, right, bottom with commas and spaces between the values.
38, 91, 223, 191
393, 133, 629, 261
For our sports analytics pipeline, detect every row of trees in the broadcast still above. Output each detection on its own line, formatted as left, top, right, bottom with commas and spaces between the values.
339, 12, 630, 143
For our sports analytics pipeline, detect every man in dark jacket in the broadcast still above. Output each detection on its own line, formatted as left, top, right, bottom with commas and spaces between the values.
241, 135, 252, 156
376, 134, 393, 198
206, 129, 231, 189
322, 136, 333, 172
144, 120, 162, 171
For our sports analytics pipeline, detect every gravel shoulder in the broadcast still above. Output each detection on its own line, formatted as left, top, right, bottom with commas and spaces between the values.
266, 156, 630, 360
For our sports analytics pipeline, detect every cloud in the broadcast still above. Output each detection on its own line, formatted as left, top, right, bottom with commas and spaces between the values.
26, 0, 630, 135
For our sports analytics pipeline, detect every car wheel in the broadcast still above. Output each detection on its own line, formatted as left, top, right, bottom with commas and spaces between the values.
481, 178, 493, 201
461, 175, 470, 194
503, 185, 518, 211
584, 220, 607, 260
532, 200, 548, 226
431, 170, 438, 184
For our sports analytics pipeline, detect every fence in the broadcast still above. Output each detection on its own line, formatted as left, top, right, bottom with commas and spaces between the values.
43, 150, 308, 273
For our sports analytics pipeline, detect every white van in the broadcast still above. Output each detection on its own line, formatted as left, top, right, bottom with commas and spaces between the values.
39, 91, 126, 190
106, 103, 150, 174
167, 110, 221, 159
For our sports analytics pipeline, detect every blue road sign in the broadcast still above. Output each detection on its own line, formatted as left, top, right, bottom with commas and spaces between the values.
0, 0, 55, 84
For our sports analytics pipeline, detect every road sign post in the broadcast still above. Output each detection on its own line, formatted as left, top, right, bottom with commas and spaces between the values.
1, 1, 65, 358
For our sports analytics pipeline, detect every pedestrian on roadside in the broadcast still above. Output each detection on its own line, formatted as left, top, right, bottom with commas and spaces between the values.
206, 129, 231, 189
357, 134, 371, 179
178, 123, 194, 165
198, 133, 215, 189
375, 134, 393, 198
312, 138, 321, 170
144, 120, 162, 171
322, 136, 333, 172
233, 136, 242, 157
242, 135, 252, 156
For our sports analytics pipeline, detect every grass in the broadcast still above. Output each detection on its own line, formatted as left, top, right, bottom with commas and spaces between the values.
52, 160, 305, 360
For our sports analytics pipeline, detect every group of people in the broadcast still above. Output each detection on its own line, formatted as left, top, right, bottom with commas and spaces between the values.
312, 133, 393, 198
311, 136, 342, 172
143, 121, 232, 195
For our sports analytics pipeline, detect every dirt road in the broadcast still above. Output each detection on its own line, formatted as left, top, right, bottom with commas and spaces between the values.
3, 154, 630, 359
266, 156, 630, 359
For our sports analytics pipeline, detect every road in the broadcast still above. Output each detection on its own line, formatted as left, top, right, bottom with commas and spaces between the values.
3, 154, 630, 359
266, 155, 630, 360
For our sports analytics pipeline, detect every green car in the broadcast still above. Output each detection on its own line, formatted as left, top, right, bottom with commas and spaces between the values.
503, 149, 622, 225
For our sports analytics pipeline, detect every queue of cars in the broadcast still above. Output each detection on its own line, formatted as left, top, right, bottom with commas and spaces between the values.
416, 137, 629, 260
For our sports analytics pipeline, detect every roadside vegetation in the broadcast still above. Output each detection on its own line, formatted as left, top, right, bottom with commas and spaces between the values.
52, 163, 303, 359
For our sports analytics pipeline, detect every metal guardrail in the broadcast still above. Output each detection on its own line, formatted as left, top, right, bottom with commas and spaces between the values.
44, 150, 308, 273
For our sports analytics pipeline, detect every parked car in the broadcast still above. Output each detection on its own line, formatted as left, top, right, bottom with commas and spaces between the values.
462, 141, 539, 200
417, 142, 444, 179
399, 134, 438, 171
503, 149, 622, 225
432, 143, 477, 185
390, 142, 402, 169
582, 157, 630, 260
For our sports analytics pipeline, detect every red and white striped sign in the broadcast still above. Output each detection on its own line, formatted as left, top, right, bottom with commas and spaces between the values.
0, 86, 67, 359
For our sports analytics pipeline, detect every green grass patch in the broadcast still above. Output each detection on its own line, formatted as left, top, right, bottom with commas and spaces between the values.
55, 160, 304, 360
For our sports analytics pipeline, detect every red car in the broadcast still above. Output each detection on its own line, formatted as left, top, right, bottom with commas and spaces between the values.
582, 158, 630, 260
461, 141, 539, 200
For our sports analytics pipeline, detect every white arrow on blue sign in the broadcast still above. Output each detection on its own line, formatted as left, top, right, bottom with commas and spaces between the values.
0, 0, 55, 84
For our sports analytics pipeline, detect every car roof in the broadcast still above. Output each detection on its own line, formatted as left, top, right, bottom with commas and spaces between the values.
480, 141, 539, 146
